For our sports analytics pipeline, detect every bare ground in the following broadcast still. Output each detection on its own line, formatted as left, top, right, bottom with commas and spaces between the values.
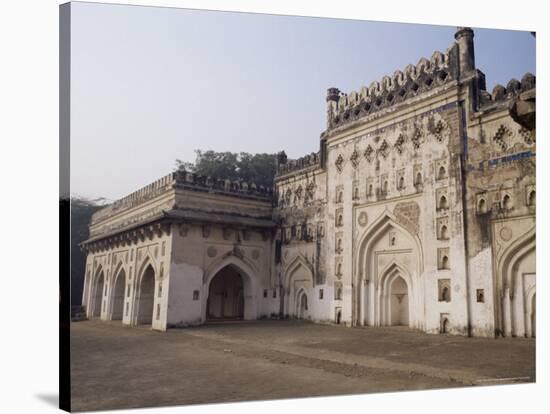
70, 320, 535, 412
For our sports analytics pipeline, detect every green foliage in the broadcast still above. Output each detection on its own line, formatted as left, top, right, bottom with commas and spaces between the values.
176, 150, 277, 188
70, 197, 103, 306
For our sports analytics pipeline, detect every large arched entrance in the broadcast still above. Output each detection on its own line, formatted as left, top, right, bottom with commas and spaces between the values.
497, 228, 535, 337
355, 213, 421, 328
206, 265, 245, 321
137, 264, 155, 325
111, 268, 126, 321
390, 276, 409, 326
283, 255, 314, 319
92, 271, 105, 318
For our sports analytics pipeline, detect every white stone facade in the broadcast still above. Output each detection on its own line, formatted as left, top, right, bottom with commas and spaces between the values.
81, 28, 535, 338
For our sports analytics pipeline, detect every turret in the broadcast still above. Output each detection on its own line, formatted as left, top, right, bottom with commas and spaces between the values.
326, 87, 340, 128
454, 27, 476, 77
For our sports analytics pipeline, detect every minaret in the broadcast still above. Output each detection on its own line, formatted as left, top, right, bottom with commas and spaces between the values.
326, 87, 340, 129
454, 27, 476, 77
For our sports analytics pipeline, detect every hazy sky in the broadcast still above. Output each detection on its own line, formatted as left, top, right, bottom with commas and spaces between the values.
70, 2, 535, 201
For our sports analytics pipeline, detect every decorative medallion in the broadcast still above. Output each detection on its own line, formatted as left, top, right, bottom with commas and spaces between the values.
433, 120, 447, 142
411, 127, 422, 149
335, 154, 344, 173
207, 246, 217, 258
394, 134, 405, 154
294, 185, 303, 202
493, 124, 512, 151
364, 145, 374, 162
500, 227, 513, 242
378, 140, 389, 159
357, 211, 368, 227
350, 149, 360, 168
232, 245, 244, 259
305, 181, 316, 201
519, 127, 535, 145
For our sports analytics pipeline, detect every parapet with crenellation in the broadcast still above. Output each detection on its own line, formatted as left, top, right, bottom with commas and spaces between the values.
478, 73, 536, 110
174, 169, 274, 200
275, 151, 322, 179
325, 45, 459, 131
91, 172, 177, 224
90, 170, 274, 226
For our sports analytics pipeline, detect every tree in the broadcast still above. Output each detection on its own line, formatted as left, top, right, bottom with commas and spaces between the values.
176, 150, 277, 188
70, 197, 103, 307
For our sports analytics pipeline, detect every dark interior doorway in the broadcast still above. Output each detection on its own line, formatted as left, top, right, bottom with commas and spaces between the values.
207, 266, 244, 321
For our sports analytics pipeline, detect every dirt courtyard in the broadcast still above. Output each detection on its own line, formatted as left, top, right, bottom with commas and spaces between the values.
70, 320, 535, 411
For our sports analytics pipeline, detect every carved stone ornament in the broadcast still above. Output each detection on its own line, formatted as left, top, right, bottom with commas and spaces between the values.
207, 246, 217, 258
335, 154, 344, 173
358, 211, 368, 227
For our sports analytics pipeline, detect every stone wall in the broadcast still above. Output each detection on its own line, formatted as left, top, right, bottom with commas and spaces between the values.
82, 27, 536, 338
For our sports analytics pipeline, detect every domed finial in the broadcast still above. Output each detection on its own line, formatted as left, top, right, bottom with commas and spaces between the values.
326, 87, 340, 102
454, 27, 474, 40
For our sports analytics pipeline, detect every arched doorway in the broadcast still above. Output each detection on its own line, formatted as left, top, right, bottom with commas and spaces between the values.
137, 264, 155, 325
207, 265, 244, 321
111, 269, 126, 321
390, 276, 409, 326
92, 271, 105, 318
354, 213, 422, 329
297, 290, 309, 319
283, 255, 314, 318
497, 229, 535, 337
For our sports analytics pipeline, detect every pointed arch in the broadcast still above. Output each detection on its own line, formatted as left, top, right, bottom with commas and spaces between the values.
136, 255, 157, 285
91, 265, 105, 318
525, 285, 536, 338
295, 288, 309, 319
202, 255, 258, 322
283, 254, 315, 290
110, 266, 127, 321
111, 260, 125, 283
497, 227, 535, 291
203, 253, 257, 286
353, 210, 423, 328
283, 254, 315, 318
378, 260, 413, 327
354, 210, 424, 283
495, 226, 536, 336
135, 262, 156, 325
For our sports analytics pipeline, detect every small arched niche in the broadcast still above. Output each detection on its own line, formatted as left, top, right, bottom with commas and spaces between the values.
528, 190, 536, 207
440, 225, 449, 240
478, 198, 487, 214
502, 194, 513, 210
398, 176, 405, 189
438, 166, 446, 180
415, 172, 422, 186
